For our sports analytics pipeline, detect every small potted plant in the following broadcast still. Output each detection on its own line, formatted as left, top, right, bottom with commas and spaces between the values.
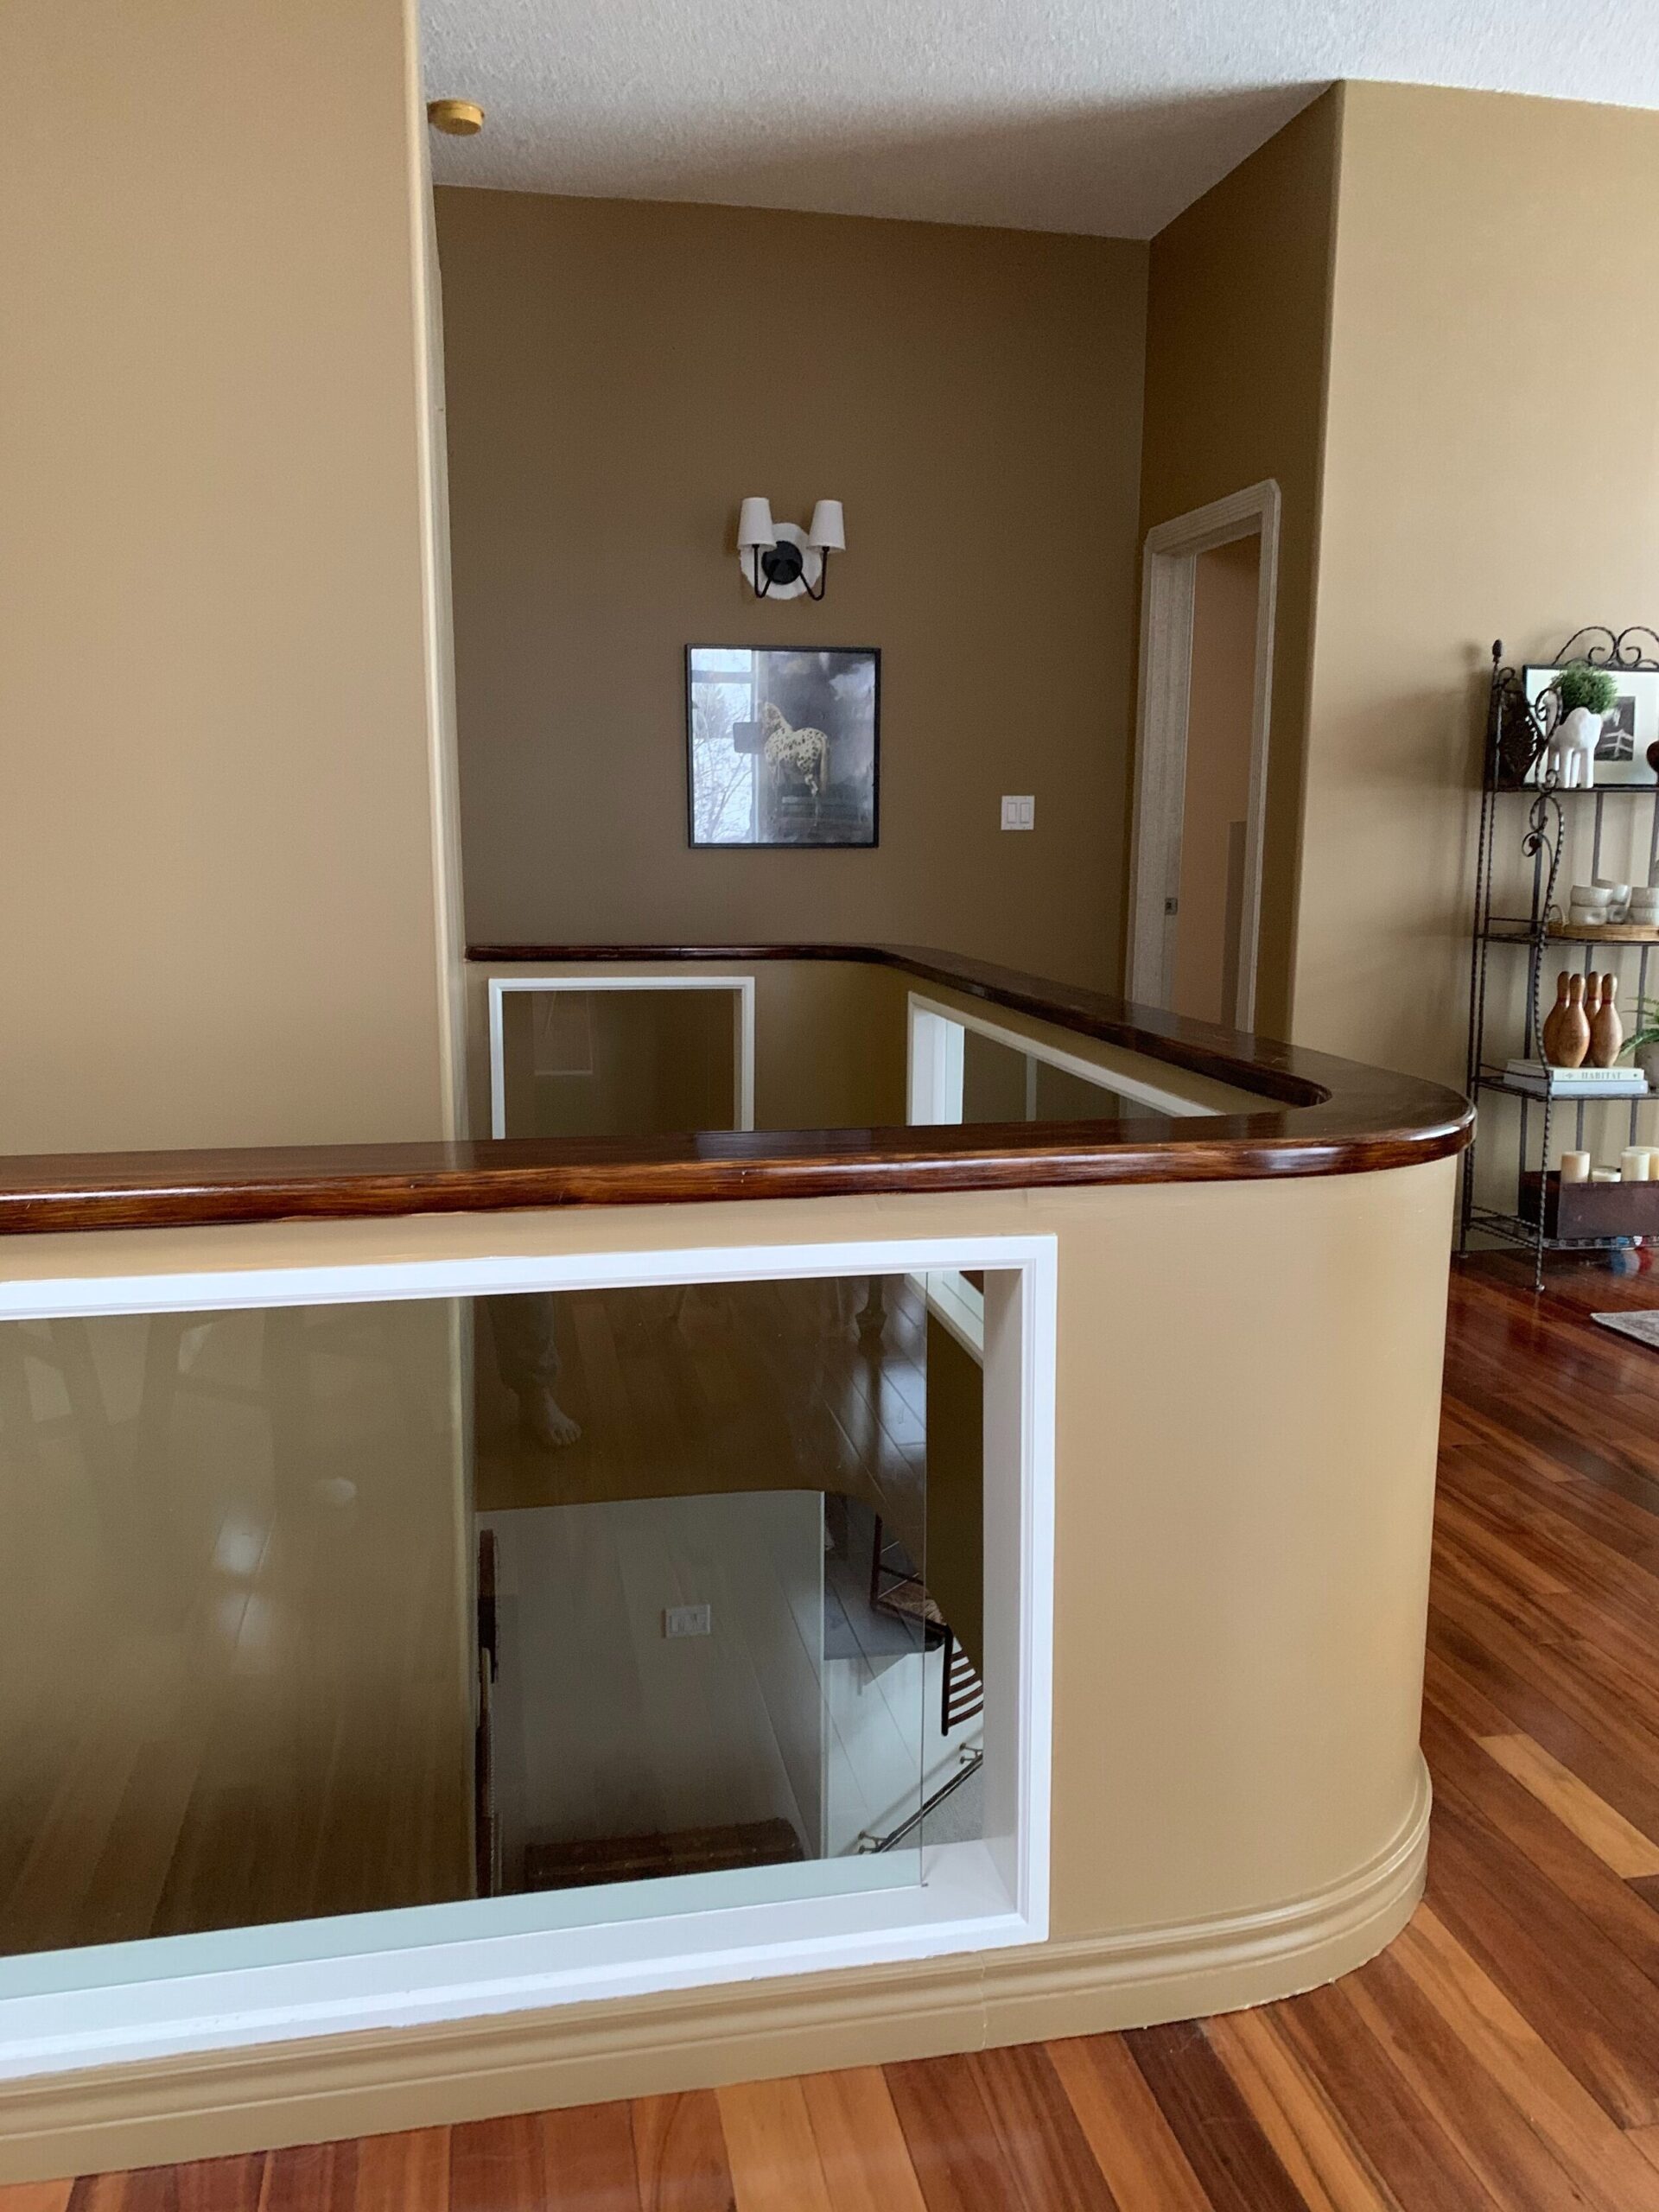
1546, 662, 1619, 787
1623, 997, 1659, 1091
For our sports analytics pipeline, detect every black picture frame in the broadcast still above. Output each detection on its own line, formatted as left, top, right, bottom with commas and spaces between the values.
685, 645, 881, 849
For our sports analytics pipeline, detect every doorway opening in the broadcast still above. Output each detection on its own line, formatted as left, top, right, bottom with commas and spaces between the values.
1127, 481, 1280, 1030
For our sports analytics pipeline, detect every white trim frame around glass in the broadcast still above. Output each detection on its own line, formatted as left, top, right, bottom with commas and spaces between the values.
486, 974, 758, 1140
0, 1231, 1056, 2079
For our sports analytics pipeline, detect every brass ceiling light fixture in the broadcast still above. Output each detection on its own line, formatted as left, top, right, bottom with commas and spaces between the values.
427, 98, 485, 136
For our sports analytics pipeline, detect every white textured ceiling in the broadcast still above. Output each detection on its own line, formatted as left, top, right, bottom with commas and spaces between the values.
422, 0, 1653, 239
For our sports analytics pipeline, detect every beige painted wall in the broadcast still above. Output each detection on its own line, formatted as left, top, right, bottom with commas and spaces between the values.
1174, 537, 1261, 1026
0, 0, 461, 1152
434, 191, 1147, 990
1139, 91, 1340, 1040
1296, 83, 1659, 1097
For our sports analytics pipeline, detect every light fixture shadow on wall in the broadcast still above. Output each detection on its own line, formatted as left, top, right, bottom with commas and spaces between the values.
736, 499, 845, 601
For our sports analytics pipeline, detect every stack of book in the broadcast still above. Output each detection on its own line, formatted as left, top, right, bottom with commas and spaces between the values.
1504, 1059, 1650, 1099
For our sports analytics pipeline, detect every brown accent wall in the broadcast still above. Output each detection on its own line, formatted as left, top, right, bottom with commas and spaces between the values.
0, 0, 460, 1152
434, 191, 1147, 990
1138, 91, 1342, 1039
1297, 82, 1659, 1090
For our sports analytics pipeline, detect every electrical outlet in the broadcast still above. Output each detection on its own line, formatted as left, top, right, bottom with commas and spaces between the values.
1001, 795, 1035, 830
664, 1603, 712, 1639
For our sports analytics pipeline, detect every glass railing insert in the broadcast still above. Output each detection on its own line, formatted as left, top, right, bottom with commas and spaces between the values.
0, 1271, 985, 1965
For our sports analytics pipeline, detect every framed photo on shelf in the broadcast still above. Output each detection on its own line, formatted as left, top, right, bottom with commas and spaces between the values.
1523, 662, 1659, 787
686, 645, 880, 848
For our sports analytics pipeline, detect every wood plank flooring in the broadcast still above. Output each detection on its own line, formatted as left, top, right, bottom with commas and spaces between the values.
15, 1250, 1659, 2209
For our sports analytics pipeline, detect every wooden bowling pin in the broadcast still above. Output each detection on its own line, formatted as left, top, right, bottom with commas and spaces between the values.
1541, 970, 1572, 1065
1556, 972, 1591, 1068
1591, 971, 1624, 1068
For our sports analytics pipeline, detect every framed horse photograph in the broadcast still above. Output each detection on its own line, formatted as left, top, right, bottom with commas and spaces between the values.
686, 645, 880, 847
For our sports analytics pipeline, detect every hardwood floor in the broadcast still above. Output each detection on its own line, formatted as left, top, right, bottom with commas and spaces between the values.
15, 1250, 1659, 2210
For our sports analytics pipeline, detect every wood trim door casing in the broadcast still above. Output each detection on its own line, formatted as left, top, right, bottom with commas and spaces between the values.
1128, 481, 1281, 1030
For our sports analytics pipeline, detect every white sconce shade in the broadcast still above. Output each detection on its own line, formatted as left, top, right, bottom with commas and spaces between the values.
734, 495, 838, 600
737, 496, 777, 551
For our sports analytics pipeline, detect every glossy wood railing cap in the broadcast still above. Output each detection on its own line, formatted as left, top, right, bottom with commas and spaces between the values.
0, 945, 1471, 1234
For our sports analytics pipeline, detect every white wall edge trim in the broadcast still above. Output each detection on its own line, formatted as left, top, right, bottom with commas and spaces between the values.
485, 975, 757, 1139
1128, 480, 1281, 1031
0, 1231, 1056, 2082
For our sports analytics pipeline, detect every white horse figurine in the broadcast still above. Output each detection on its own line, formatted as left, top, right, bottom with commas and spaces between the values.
1541, 701, 1601, 789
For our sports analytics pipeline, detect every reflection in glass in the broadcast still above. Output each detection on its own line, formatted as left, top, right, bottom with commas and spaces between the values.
0, 1274, 985, 1960
687, 646, 878, 849
0, 1300, 473, 1955
962, 1027, 1149, 1124
498, 988, 740, 1143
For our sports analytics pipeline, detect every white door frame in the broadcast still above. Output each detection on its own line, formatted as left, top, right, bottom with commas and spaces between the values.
1126, 480, 1281, 1031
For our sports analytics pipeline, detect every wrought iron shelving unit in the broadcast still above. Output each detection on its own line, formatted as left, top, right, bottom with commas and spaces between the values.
1461, 630, 1659, 1289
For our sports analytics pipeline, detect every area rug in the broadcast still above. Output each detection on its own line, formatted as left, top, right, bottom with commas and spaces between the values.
1592, 1308, 1659, 1351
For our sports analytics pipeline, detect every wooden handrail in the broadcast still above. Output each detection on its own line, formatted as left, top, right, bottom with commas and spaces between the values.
0, 944, 1471, 1234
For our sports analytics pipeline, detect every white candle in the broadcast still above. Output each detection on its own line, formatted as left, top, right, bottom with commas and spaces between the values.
1560, 1151, 1592, 1183
1623, 1148, 1651, 1182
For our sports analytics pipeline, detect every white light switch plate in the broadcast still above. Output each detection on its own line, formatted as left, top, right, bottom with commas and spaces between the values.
1001, 795, 1035, 830
664, 1604, 712, 1638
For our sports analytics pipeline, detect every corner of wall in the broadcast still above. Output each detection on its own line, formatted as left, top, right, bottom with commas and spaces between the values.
1277, 79, 1349, 1048
405, 0, 471, 1138
1134, 92, 1343, 1041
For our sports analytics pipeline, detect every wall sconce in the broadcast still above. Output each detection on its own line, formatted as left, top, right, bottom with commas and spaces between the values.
736, 499, 845, 601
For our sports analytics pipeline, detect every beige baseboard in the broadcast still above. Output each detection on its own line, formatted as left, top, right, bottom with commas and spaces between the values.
0, 1761, 1429, 2183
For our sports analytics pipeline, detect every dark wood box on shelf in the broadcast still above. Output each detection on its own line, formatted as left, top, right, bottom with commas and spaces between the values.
1521, 1170, 1659, 1241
